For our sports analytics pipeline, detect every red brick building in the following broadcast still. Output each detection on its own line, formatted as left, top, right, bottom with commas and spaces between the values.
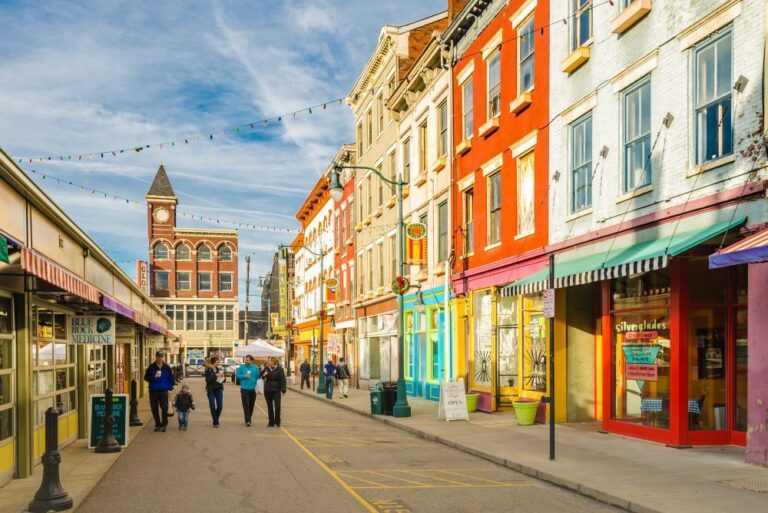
145, 165, 239, 361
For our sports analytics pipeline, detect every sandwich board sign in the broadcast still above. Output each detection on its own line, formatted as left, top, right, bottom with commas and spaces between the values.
438, 378, 469, 422
88, 394, 129, 448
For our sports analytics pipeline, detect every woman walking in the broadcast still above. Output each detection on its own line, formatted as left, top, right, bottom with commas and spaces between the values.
260, 357, 286, 427
205, 356, 226, 427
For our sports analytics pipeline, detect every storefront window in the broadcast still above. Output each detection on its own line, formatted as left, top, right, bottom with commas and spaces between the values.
428, 308, 441, 381
497, 296, 518, 390
87, 344, 107, 396
0, 296, 14, 443
521, 294, 546, 392
472, 291, 493, 388
404, 312, 414, 379
734, 307, 747, 431
688, 307, 727, 430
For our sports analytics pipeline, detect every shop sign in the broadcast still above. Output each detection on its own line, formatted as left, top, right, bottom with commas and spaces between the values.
615, 320, 667, 333
622, 345, 661, 388
116, 321, 135, 343
438, 379, 469, 422
88, 394, 129, 448
145, 334, 164, 347
170, 342, 181, 355
626, 363, 658, 381
137, 260, 149, 295
72, 315, 116, 345
542, 289, 555, 318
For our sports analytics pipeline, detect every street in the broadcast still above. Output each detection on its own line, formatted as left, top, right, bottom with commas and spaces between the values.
77, 378, 618, 513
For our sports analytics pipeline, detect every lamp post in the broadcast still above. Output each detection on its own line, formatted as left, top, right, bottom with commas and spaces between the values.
329, 164, 411, 417
301, 243, 327, 395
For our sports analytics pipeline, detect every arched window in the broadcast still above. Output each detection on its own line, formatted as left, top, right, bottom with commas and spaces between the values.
154, 242, 169, 260
176, 244, 190, 260
197, 245, 211, 261
218, 245, 232, 261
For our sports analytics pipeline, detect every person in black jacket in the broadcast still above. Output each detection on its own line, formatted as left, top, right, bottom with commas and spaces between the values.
260, 356, 286, 427
173, 383, 195, 431
143, 351, 175, 432
299, 360, 311, 390
204, 356, 225, 427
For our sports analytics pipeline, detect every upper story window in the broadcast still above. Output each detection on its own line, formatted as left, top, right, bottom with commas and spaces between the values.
620, 0, 636, 9
463, 187, 474, 255
366, 109, 373, 148
357, 183, 364, 220
175, 244, 190, 260
570, 112, 593, 212
438, 100, 448, 158
377, 164, 384, 207
177, 272, 191, 290
418, 120, 428, 175
695, 30, 732, 164
487, 171, 501, 245
517, 152, 535, 237
388, 151, 397, 183
155, 271, 169, 291
377, 94, 384, 133
437, 200, 448, 262
462, 77, 474, 140
623, 78, 651, 193
197, 245, 211, 261
403, 137, 412, 183
366, 175, 372, 215
356, 123, 363, 156
487, 53, 501, 118
219, 274, 233, 291
218, 245, 233, 262
571, 0, 592, 51
154, 243, 169, 260
518, 17, 535, 93
198, 272, 211, 291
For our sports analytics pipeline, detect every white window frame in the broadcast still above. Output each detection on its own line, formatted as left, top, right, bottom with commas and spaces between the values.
622, 77, 652, 193
517, 16, 535, 94
516, 151, 535, 237
177, 272, 191, 291
487, 171, 501, 245
486, 52, 501, 119
571, 0, 593, 51
198, 272, 212, 291
694, 29, 733, 165
155, 271, 169, 291
462, 77, 474, 140
219, 273, 233, 292
570, 112, 593, 213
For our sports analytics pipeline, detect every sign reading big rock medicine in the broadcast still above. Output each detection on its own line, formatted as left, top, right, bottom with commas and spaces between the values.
72, 315, 116, 344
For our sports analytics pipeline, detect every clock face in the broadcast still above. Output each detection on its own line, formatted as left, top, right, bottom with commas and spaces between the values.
154, 207, 170, 223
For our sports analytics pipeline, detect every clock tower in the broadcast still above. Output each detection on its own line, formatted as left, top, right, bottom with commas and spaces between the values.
146, 164, 177, 241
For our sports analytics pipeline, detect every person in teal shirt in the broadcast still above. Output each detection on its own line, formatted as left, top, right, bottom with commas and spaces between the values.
235, 355, 259, 426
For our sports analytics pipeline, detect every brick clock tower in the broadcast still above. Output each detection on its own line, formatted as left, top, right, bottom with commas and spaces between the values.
145, 165, 239, 363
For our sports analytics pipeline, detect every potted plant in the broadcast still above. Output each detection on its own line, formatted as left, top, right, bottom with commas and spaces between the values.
512, 398, 540, 426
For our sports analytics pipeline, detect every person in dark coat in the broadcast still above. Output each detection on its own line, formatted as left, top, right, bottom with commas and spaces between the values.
143, 350, 174, 432
204, 356, 225, 427
323, 359, 336, 400
299, 360, 311, 390
173, 383, 195, 431
260, 356, 286, 427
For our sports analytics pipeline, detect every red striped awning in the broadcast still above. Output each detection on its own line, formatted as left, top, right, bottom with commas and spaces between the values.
22, 247, 100, 304
709, 227, 768, 269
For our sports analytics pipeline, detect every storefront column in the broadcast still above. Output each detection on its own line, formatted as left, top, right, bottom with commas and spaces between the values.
106, 345, 116, 390
13, 291, 33, 478
76, 345, 88, 439
746, 262, 768, 466
669, 258, 688, 447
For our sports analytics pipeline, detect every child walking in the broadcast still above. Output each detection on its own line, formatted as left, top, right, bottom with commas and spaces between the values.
173, 384, 195, 431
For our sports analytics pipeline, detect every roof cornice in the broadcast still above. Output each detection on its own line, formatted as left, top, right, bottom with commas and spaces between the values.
441, 0, 493, 49
348, 26, 399, 108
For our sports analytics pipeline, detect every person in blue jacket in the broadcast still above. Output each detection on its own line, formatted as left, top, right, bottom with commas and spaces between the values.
235, 354, 259, 426
143, 350, 175, 432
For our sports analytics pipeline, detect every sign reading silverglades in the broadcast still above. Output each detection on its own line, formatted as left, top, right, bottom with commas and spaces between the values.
71, 315, 116, 344
88, 394, 129, 448
438, 379, 469, 422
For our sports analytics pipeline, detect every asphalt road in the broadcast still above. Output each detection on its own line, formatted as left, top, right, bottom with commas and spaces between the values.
77, 378, 619, 513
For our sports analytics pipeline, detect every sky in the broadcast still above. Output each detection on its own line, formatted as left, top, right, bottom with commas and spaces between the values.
0, 0, 446, 307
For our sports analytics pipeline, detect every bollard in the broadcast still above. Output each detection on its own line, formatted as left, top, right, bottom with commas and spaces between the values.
28, 407, 73, 512
95, 388, 121, 453
129, 379, 143, 427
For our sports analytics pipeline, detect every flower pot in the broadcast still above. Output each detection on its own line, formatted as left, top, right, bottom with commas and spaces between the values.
466, 393, 479, 413
512, 401, 540, 426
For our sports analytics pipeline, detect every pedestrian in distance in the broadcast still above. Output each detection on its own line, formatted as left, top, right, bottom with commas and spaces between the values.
144, 350, 174, 432
324, 359, 336, 400
335, 357, 351, 398
236, 354, 259, 426
299, 359, 311, 390
205, 356, 226, 428
260, 356, 286, 427
173, 383, 195, 431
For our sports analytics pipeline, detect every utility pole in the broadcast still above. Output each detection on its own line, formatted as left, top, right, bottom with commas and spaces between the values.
244, 256, 250, 346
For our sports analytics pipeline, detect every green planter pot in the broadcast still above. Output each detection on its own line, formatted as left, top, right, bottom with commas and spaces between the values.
512, 401, 539, 426
466, 394, 479, 413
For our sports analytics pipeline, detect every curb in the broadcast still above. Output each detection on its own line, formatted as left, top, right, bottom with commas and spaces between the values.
290, 387, 662, 513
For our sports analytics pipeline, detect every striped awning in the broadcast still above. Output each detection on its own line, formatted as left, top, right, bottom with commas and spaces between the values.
709, 227, 768, 268
22, 247, 100, 304
501, 216, 745, 297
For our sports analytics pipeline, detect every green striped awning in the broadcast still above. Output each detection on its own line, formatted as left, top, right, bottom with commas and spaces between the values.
501, 216, 745, 297
0, 237, 8, 264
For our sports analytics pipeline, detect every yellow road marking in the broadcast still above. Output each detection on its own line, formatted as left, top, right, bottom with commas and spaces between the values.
437, 469, 520, 485
364, 470, 428, 486
400, 470, 467, 486
350, 483, 533, 490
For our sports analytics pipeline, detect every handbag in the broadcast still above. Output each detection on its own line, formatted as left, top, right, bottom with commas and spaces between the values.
256, 378, 265, 395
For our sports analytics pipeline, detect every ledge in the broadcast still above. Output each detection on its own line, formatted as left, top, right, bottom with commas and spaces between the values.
416, 269, 428, 283
565, 207, 593, 222
375, 287, 385, 297
402, 185, 410, 198
346, 237, 354, 246
484, 241, 502, 252
478, 116, 500, 138
562, 46, 590, 73
363, 215, 372, 226
354, 223, 363, 232
611, 0, 651, 34
386, 195, 397, 208
685, 154, 736, 178
456, 138, 472, 156
414, 172, 427, 187
374, 206, 383, 218
616, 184, 653, 204
431, 156, 447, 174
509, 92, 532, 115
431, 265, 446, 277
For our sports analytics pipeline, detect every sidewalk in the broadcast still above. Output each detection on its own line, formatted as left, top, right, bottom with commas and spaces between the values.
290, 384, 768, 513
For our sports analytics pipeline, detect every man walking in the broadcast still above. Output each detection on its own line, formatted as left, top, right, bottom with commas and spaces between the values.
235, 354, 259, 426
335, 357, 351, 398
144, 351, 174, 432
299, 359, 311, 390
323, 359, 336, 400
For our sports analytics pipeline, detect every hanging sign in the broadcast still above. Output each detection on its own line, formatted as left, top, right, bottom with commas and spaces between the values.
88, 394, 129, 448
116, 321, 135, 343
542, 289, 555, 318
71, 315, 116, 344
145, 334, 164, 347
405, 222, 427, 266
438, 379, 469, 422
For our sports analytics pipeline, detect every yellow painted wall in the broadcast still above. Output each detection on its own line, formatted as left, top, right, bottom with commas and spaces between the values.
0, 179, 27, 243
30, 209, 85, 276
33, 411, 78, 459
0, 440, 14, 479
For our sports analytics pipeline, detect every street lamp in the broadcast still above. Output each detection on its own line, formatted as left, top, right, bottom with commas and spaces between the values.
328, 164, 411, 417
301, 243, 328, 395
412, 284, 426, 314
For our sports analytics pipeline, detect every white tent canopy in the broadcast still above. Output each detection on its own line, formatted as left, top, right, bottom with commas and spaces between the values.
234, 340, 284, 358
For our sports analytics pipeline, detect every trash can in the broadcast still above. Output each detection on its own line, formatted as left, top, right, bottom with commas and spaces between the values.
381, 382, 397, 416
369, 384, 383, 415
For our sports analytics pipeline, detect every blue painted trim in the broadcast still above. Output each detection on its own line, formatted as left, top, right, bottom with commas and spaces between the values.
425, 383, 440, 401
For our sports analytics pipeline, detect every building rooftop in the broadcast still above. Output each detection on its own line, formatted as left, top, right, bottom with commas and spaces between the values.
146, 164, 176, 198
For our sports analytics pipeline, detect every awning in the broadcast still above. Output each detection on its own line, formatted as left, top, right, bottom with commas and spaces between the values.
101, 294, 135, 320
502, 216, 746, 296
22, 247, 100, 304
709, 227, 768, 268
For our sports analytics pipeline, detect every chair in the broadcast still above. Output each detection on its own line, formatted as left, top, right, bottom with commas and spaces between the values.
689, 394, 705, 429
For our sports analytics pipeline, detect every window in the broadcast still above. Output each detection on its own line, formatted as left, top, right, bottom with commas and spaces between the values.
377, 94, 384, 133
177, 272, 191, 290
377, 164, 384, 207
695, 30, 732, 164
155, 271, 169, 291
154, 242, 168, 260
357, 183, 364, 220
32, 306, 76, 427
175, 244, 190, 260
437, 201, 448, 262
487, 53, 501, 118
218, 245, 232, 261
620, 0, 636, 9
367, 248, 373, 293
518, 17, 535, 93
0, 296, 15, 444
428, 307, 442, 381
570, 113, 593, 212
390, 235, 397, 281
462, 77, 474, 140
366, 175, 372, 215
219, 274, 233, 291
517, 152, 535, 236
377, 243, 384, 288
198, 272, 211, 291
403, 138, 411, 183
419, 120, 428, 175
623, 79, 652, 192
357, 123, 363, 155
438, 100, 448, 157
358, 254, 364, 294
366, 109, 373, 148
197, 245, 211, 261
571, 0, 592, 51
388, 151, 397, 184
463, 188, 474, 254
487, 172, 501, 245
